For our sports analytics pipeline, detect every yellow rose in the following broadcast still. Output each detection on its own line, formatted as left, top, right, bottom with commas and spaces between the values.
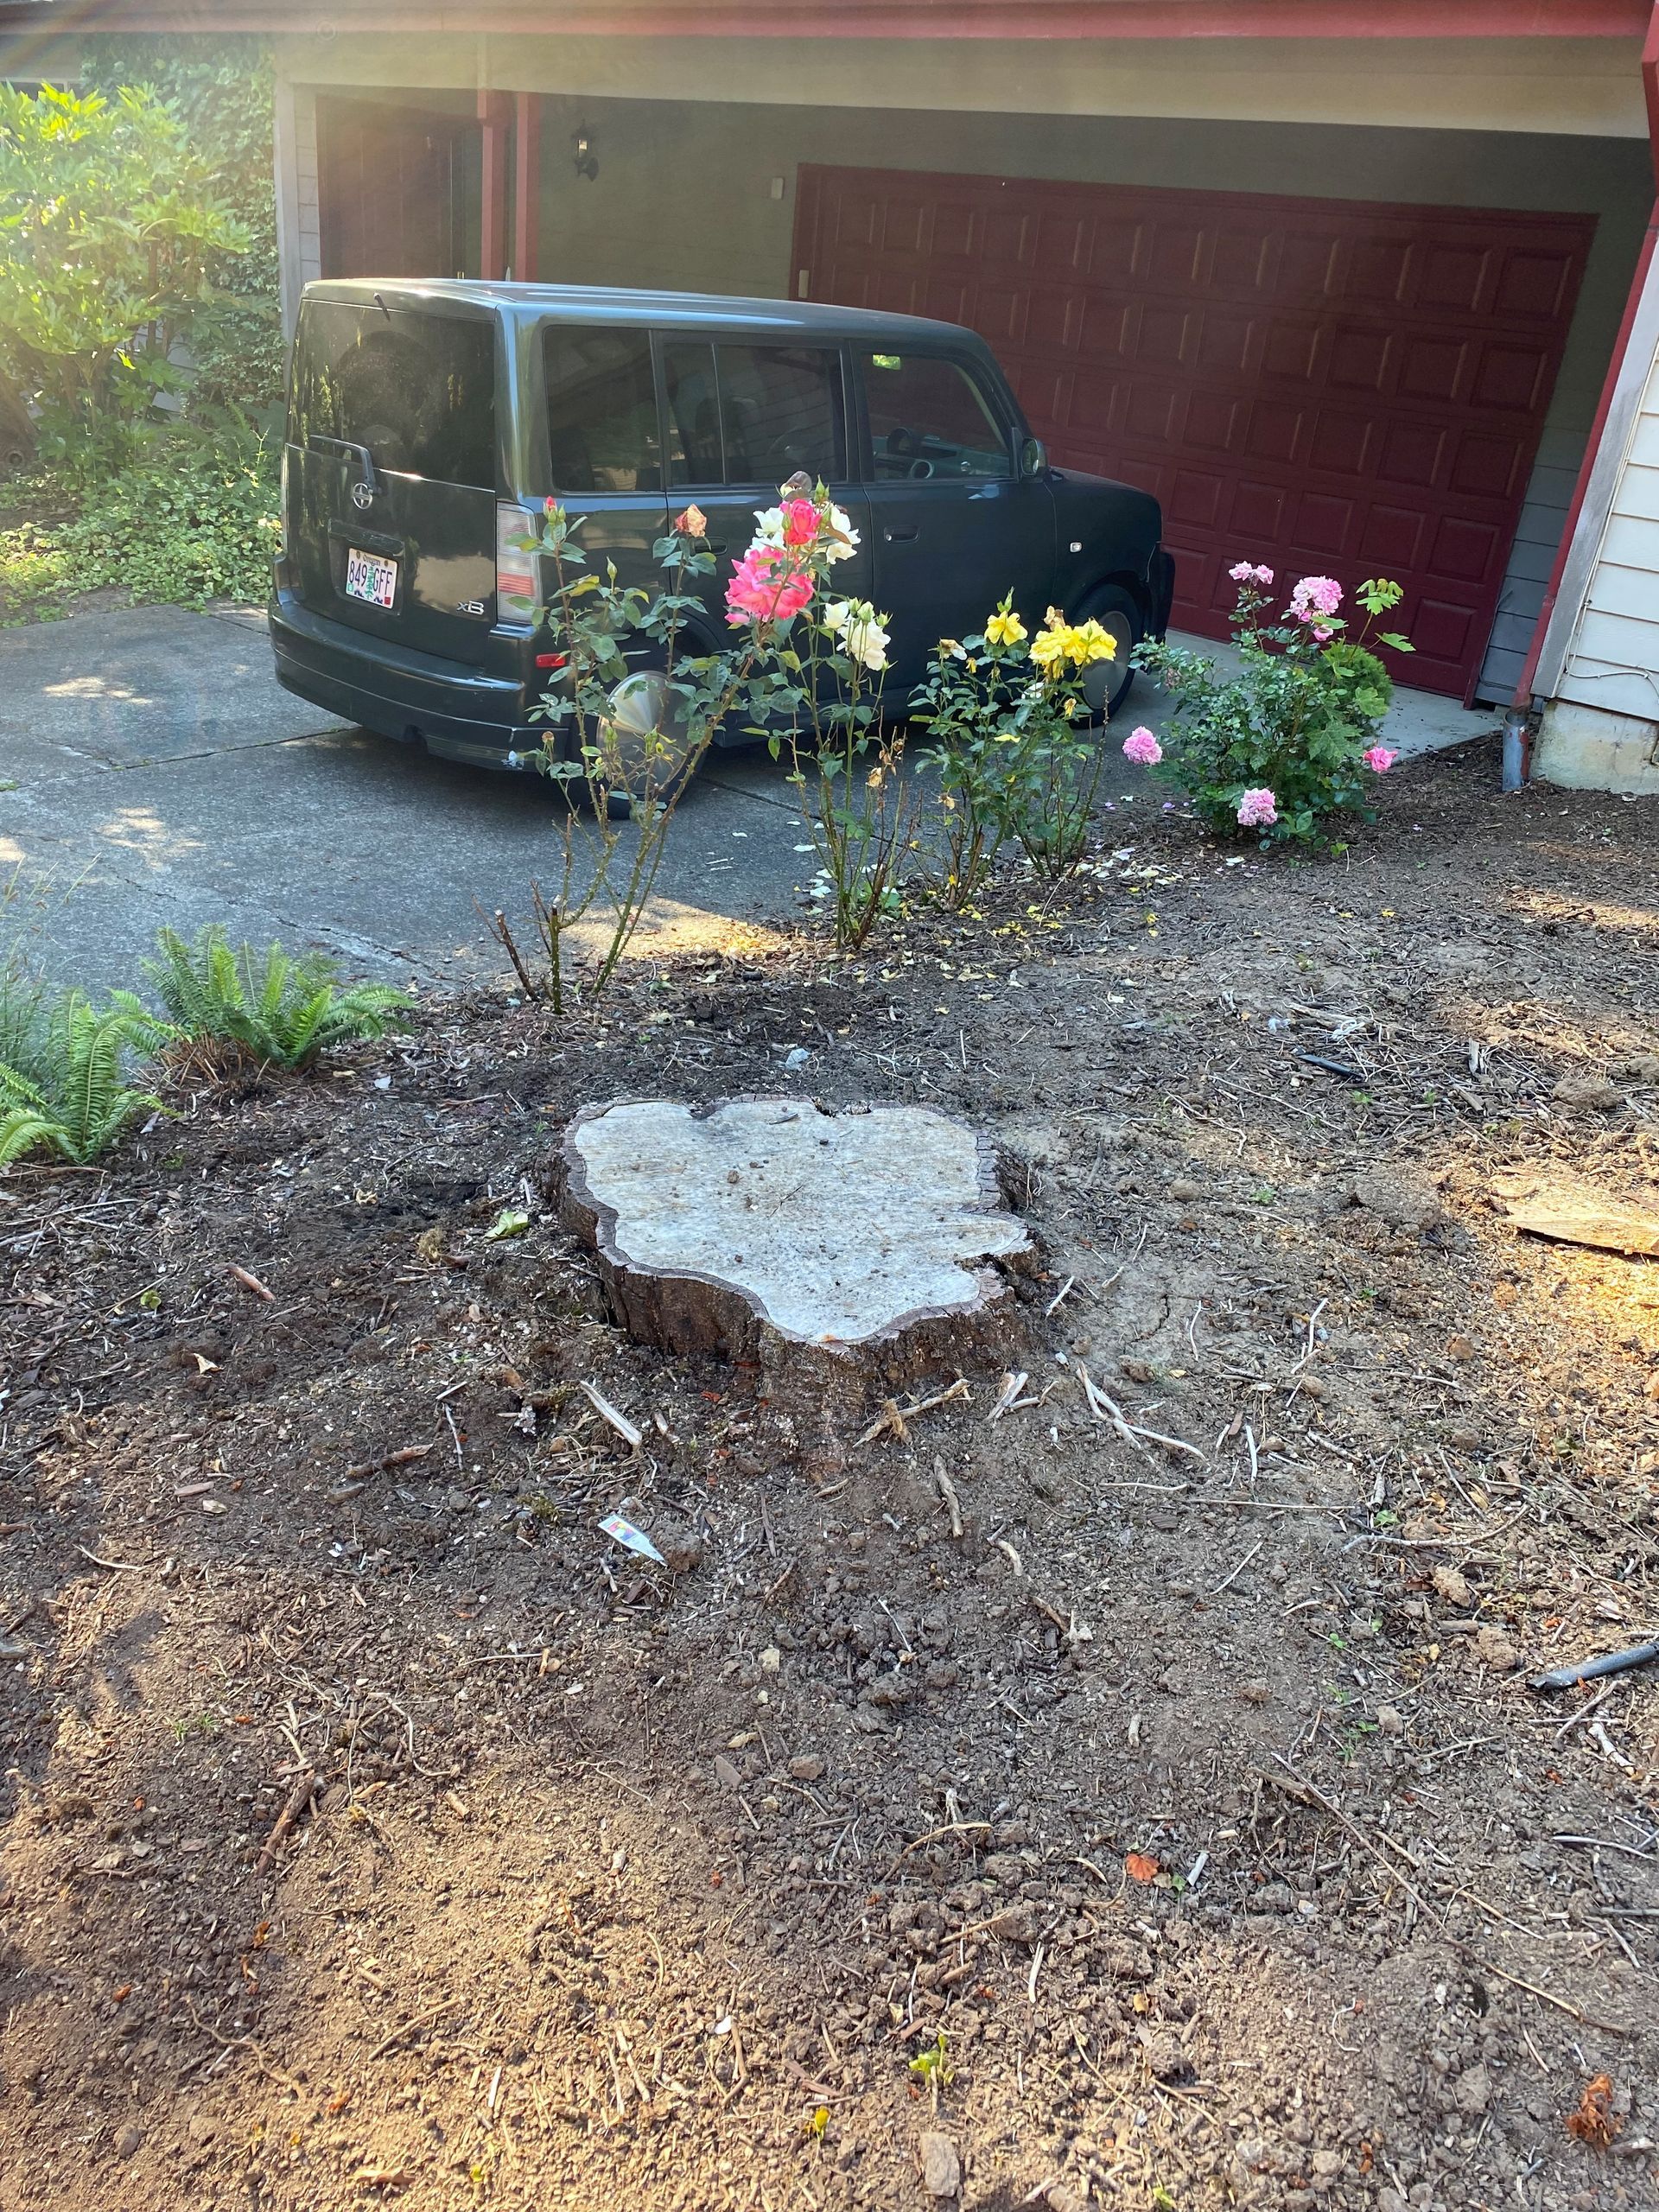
1030, 624, 1071, 677
985, 609, 1027, 648
1067, 618, 1117, 665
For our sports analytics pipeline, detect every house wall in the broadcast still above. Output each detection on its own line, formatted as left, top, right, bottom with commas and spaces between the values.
528, 95, 1653, 704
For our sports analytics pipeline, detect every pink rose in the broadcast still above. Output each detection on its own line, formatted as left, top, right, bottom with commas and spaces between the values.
780, 498, 819, 549
1122, 726, 1162, 766
1253, 564, 1274, 585
1311, 624, 1333, 643
1236, 786, 1278, 829
1228, 561, 1254, 582
674, 503, 708, 538
1363, 746, 1396, 773
1289, 575, 1343, 622
725, 545, 814, 626
544, 494, 560, 516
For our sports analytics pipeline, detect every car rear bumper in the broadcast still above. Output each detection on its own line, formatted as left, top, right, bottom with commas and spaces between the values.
268, 588, 549, 771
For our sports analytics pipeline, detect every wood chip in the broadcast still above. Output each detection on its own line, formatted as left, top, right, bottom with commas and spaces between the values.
228, 1262, 275, 1301
1506, 1191, 1659, 1258
580, 1380, 643, 1453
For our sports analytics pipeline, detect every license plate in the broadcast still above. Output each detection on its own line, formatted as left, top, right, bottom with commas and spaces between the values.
345, 548, 397, 609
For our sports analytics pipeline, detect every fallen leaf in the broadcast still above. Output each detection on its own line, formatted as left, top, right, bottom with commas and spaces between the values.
1125, 1851, 1159, 1884
1566, 2074, 1622, 2152
484, 1207, 531, 1243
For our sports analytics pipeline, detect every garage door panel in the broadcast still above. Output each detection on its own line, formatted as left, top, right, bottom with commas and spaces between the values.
794, 166, 1593, 696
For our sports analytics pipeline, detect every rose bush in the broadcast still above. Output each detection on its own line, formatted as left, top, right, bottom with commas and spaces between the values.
1134, 568, 1413, 846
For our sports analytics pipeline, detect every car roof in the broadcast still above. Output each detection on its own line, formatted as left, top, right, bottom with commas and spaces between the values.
301, 278, 984, 348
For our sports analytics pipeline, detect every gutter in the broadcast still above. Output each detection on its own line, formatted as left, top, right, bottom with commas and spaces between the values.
1504, 3, 1659, 789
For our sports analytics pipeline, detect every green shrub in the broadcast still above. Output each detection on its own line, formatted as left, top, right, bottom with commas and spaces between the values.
0, 988, 163, 1165
1, 421, 279, 613
1135, 569, 1414, 846
0, 83, 251, 460
143, 925, 415, 1071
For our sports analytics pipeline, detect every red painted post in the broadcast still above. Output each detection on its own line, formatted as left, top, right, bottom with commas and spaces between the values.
478, 90, 511, 281
512, 92, 541, 282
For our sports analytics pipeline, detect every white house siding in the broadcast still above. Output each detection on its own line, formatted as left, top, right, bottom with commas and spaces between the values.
1550, 341, 1659, 728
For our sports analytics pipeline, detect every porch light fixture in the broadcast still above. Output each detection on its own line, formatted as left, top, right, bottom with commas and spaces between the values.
573, 128, 598, 182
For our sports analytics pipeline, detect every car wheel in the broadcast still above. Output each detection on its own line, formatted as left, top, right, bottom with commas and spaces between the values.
1077, 585, 1141, 723
588, 662, 702, 806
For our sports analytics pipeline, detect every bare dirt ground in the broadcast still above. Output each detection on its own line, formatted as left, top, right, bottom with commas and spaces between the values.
3, 736, 1658, 2212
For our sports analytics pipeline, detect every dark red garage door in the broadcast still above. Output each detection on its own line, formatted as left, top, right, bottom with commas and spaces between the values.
792, 168, 1594, 698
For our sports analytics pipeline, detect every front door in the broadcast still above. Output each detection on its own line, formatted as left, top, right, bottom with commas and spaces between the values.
658, 334, 873, 739
859, 346, 1056, 688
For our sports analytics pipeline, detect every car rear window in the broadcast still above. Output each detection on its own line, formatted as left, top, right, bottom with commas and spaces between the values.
663, 341, 845, 487
543, 327, 662, 493
289, 302, 496, 489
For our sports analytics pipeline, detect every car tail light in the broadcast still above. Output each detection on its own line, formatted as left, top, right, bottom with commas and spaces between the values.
496, 502, 540, 623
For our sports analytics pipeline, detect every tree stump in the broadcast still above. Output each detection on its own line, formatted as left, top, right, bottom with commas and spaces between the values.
556, 1096, 1034, 1400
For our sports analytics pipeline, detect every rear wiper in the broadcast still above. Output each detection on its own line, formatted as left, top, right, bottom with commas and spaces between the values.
306, 434, 380, 495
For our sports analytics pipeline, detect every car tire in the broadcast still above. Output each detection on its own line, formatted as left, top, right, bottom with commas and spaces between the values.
1076, 584, 1141, 723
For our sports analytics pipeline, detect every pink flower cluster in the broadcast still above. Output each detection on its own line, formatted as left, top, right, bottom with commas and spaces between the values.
725, 544, 813, 626
1122, 726, 1162, 766
1228, 562, 1274, 586
1236, 787, 1278, 830
1363, 746, 1396, 773
1289, 574, 1343, 639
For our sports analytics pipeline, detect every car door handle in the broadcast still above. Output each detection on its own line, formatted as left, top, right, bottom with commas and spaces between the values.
884, 525, 918, 543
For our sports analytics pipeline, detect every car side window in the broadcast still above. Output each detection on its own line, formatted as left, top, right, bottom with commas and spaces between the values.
662, 341, 723, 488
862, 352, 1011, 482
543, 327, 662, 493
716, 345, 844, 486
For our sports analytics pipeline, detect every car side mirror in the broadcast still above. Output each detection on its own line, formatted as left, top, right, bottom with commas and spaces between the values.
1019, 435, 1048, 480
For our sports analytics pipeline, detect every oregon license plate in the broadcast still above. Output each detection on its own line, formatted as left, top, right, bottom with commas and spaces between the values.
345, 548, 397, 609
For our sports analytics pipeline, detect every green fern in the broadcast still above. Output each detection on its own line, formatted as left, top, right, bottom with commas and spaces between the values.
141, 925, 414, 1070
0, 992, 164, 1166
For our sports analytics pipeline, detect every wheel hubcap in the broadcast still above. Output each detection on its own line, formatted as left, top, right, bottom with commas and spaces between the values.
1081, 610, 1136, 721
593, 669, 696, 796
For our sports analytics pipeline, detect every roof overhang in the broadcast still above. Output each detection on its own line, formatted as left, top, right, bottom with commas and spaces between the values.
0, 0, 1650, 39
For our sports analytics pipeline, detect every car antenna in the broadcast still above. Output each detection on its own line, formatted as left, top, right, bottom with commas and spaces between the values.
372, 290, 391, 321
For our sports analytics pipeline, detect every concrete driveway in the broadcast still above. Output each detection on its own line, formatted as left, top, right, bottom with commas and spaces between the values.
0, 601, 1491, 996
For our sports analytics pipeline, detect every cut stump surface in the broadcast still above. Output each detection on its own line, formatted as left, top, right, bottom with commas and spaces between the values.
557, 1096, 1033, 1385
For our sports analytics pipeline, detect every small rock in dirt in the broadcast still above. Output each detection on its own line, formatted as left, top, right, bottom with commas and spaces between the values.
1475, 1624, 1521, 1672
1551, 1071, 1623, 1110
656, 1519, 704, 1574
1618, 1052, 1659, 1085
1139, 2025, 1187, 2080
713, 1754, 742, 1789
1168, 1179, 1204, 1202
1028, 1470, 1065, 1503
986, 1903, 1040, 1944
1431, 1565, 1471, 1610
113, 2126, 144, 2160
1453, 2063, 1491, 2117
924, 1661, 960, 1690
918, 2131, 961, 2199
1351, 1167, 1442, 1231
869, 1670, 918, 1708
788, 1754, 825, 1782
1045, 2189, 1088, 2212
760, 1645, 782, 1674
1238, 1679, 1271, 1707
1376, 1704, 1404, 1737
982, 1853, 1025, 1890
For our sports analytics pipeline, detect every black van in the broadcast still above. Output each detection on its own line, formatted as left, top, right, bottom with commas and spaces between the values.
270, 280, 1173, 775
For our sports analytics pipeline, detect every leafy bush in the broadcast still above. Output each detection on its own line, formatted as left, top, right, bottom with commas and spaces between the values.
0, 83, 251, 461
0, 988, 162, 1165
1134, 568, 1413, 845
143, 925, 414, 1070
911, 598, 1120, 899
1, 420, 279, 615
80, 35, 282, 416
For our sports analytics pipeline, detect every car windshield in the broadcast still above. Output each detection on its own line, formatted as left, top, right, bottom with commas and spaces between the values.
289, 302, 497, 488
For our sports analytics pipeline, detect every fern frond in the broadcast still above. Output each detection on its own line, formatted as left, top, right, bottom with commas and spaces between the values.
138, 925, 413, 1070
